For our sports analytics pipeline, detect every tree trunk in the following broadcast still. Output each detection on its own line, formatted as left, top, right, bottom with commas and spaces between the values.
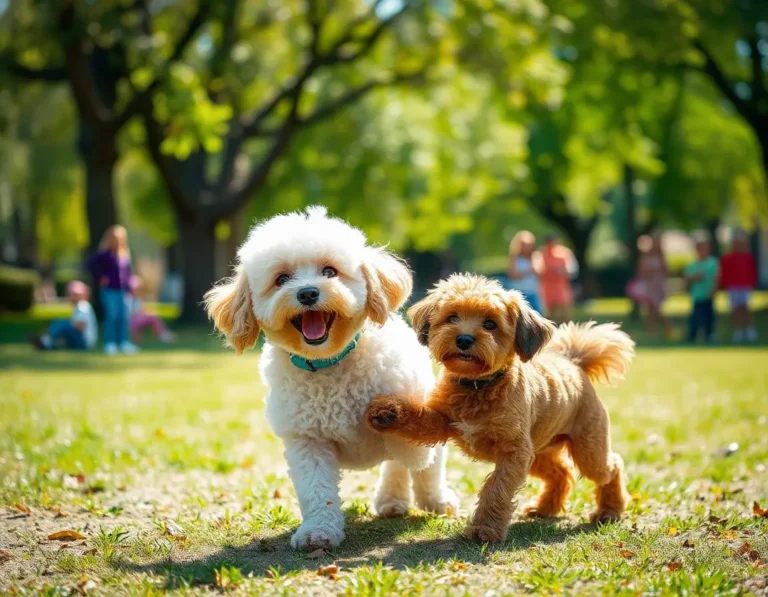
569, 230, 597, 300
80, 124, 119, 258
624, 165, 640, 272
179, 220, 218, 323
706, 218, 721, 258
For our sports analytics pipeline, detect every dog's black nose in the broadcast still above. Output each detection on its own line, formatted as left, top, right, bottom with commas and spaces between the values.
297, 286, 320, 306
455, 334, 475, 351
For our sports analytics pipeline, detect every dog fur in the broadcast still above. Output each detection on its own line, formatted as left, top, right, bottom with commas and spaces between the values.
366, 274, 633, 542
204, 206, 457, 549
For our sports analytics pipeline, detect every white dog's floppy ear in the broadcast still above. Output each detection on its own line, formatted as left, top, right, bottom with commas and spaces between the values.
508, 291, 555, 362
407, 294, 438, 346
204, 269, 261, 354
361, 248, 413, 325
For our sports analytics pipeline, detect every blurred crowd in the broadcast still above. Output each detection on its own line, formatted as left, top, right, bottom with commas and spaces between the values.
30, 226, 175, 354
29, 223, 759, 353
505, 229, 758, 345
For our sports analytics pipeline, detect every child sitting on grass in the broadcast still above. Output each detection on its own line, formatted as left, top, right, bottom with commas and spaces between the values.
129, 275, 176, 344
684, 234, 720, 344
719, 230, 758, 343
31, 281, 97, 351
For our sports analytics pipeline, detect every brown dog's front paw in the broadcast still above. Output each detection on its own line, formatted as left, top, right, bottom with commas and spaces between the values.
464, 522, 507, 543
366, 395, 403, 432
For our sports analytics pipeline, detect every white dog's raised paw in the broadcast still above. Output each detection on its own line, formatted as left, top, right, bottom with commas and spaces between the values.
290, 523, 344, 550
417, 488, 460, 516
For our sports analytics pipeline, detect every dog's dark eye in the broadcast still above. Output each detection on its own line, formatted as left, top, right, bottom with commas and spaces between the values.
322, 266, 337, 278
483, 320, 497, 330
447, 314, 459, 324
275, 273, 291, 287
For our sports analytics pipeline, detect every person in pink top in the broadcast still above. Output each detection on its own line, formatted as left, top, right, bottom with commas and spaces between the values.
636, 233, 672, 339
540, 234, 577, 322
128, 276, 177, 344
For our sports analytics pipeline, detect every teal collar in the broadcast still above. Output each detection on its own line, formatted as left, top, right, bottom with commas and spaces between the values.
289, 333, 362, 372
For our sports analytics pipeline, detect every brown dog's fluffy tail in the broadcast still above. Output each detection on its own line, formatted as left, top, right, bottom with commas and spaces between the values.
548, 321, 635, 384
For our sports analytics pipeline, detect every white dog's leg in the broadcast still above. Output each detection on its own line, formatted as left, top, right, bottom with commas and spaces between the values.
412, 444, 459, 515
373, 460, 412, 518
284, 438, 345, 549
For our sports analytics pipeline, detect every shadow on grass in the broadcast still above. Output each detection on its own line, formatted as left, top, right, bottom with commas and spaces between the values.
118, 516, 592, 588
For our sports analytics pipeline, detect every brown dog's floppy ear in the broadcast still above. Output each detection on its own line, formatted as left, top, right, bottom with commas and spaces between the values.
204, 268, 261, 354
362, 248, 413, 325
407, 295, 438, 346
509, 291, 555, 362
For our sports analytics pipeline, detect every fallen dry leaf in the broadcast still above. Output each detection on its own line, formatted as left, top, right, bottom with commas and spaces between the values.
720, 529, 739, 540
47, 506, 69, 519
48, 530, 86, 541
317, 564, 339, 580
667, 527, 679, 537
753, 502, 768, 518
83, 548, 97, 557
13, 503, 31, 515
682, 539, 695, 548
450, 561, 468, 572
666, 561, 683, 572
0, 550, 11, 563
736, 542, 761, 561
326, 501, 334, 506
616, 541, 624, 548
707, 513, 727, 525
307, 548, 327, 559
619, 549, 635, 560
273, 489, 282, 499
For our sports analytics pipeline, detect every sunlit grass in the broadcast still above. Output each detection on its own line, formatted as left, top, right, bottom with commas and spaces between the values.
1, 333, 766, 595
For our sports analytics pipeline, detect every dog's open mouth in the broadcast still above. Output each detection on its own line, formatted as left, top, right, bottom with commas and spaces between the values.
291, 311, 336, 345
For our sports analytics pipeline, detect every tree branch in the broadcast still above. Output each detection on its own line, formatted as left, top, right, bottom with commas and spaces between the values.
0, 55, 68, 81
240, 0, 406, 137
301, 69, 425, 127
141, 107, 199, 224
116, 1, 210, 128
694, 40, 758, 126
221, 89, 304, 217
747, 34, 766, 102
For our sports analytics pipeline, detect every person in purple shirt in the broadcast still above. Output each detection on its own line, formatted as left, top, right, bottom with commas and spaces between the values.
87, 225, 140, 355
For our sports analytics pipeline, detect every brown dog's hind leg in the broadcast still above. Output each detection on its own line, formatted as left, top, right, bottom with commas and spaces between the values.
569, 401, 630, 523
522, 448, 575, 518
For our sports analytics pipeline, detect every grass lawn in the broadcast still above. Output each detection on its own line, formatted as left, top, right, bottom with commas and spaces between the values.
1, 309, 767, 595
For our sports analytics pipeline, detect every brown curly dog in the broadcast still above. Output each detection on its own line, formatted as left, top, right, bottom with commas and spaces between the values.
366, 274, 634, 542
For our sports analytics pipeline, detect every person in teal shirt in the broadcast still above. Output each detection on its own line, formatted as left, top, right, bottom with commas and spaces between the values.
684, 235, 720, 343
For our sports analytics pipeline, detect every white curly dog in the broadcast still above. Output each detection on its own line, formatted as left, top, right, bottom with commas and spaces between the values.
205, 206, 457, 549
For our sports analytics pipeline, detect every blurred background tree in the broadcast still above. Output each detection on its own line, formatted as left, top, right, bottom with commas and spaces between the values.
1, 0, 765, 318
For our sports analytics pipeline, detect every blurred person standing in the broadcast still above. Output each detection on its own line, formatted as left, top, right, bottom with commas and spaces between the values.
684, 233, 720, 344
720, 230, 758, 343
87, 225, 140, 355
507, 231, 543, 313
540, 233, 576, 322
637, 233, 672, 339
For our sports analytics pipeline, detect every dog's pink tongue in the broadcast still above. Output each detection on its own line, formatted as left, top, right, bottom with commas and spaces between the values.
301, 311, 327, 340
